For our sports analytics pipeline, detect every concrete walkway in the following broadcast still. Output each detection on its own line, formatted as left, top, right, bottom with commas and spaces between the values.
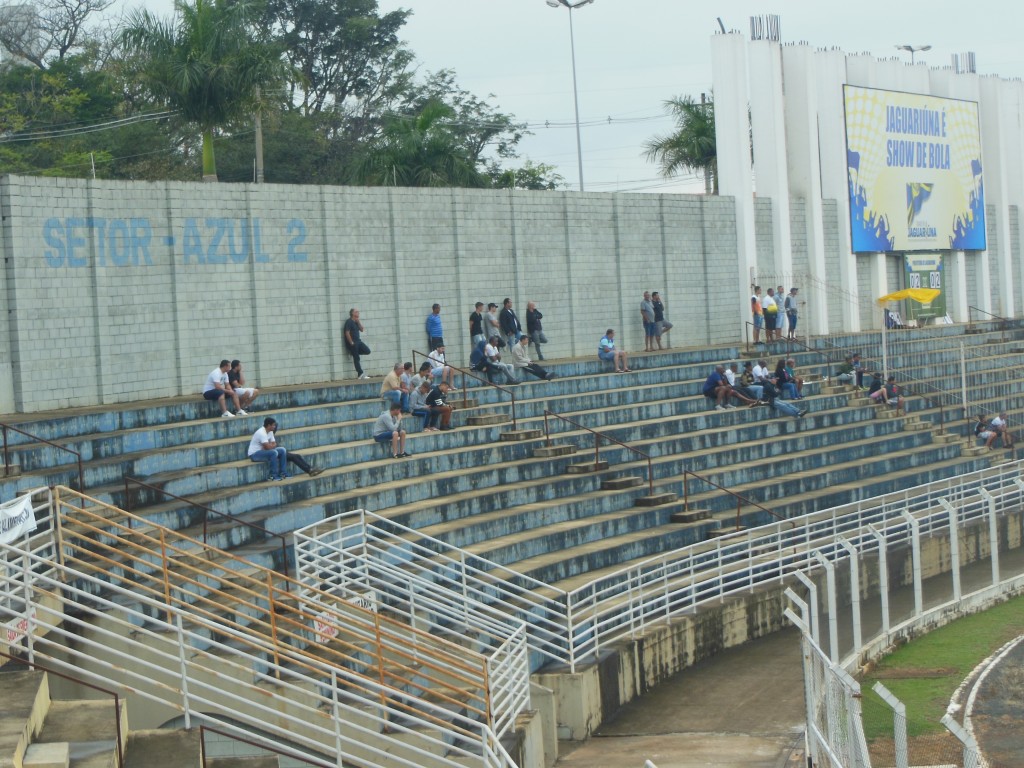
555, 544, 1024, 768
555, 628, 806, 768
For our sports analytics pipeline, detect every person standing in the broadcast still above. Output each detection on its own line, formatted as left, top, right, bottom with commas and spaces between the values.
469, 302, 486, 348
485, 303, 502, 347
784, 287, 799, 341
751, 286, 764, 345
426, 303, 444, 351
526, 301, 547, 361
775, 285, 786, 339
344, 308, 371, 379
652, 291, 672, 348
498, 298, 522, 349
763, 288, 779, 343
640, 291, 656, 352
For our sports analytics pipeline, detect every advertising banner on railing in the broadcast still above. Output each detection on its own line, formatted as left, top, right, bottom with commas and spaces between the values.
844, 85, 986, 253
0, 496, 36, 545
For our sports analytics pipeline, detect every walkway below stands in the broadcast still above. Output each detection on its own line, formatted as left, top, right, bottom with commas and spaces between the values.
555, 546, 1024, 768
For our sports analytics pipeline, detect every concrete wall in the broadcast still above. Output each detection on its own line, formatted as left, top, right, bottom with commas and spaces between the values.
0, 175, 740, 414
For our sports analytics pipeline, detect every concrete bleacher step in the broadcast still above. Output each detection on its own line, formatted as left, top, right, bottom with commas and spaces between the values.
32, 699, 127, 768
600, 476, 643, 490
533, 444, 576, 458
565, 460, 609, 474
123, 729, 201, 768
466, 413, 510, 427
206, 758, 280, 768
0, 669, 50, 768
499, 429, 543, 442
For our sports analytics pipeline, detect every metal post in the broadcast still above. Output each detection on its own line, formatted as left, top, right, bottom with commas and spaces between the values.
881, 308, 889, 380
960, 342, 968, 421
980, 487, 1000, 585
900, 511, 923, 616
794, 570, 820, 644
175, 613, 191, 729
941, 714, 982, 768
868, 524, 890, 636
567, 7, 585, 192
813, 552, 839, 663
939, 499, 962, 602
873, 682, 909, 768
839, 539, 862, 655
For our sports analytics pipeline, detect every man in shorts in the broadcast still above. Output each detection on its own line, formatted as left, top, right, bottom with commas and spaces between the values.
641, 291, 656, 351
228, 360, 259, 412
203, 359, 245, 418
598, 329, 630, 372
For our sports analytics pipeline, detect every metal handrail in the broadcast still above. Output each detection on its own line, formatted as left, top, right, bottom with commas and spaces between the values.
1, 423, 84, 491
52, 486, 496, 725
412, 349, 518, 429
967, 305, 1009, 326
0, 649, 125, 768
123, 476, 290, 580
681, 464, 789, 531
814, 334, 971, 438
200, 724, 332, 768
542, 409, 654, 496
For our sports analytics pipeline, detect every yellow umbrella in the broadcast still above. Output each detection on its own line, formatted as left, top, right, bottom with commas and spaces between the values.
875, 288, 940, 306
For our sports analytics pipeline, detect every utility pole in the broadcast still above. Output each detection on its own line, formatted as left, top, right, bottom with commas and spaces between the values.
254, 87, 265, 183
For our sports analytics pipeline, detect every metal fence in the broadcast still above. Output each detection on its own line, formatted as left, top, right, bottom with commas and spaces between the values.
1, 487, 520, 768
294, 461, 1024, 673
784, 470, 1024, 768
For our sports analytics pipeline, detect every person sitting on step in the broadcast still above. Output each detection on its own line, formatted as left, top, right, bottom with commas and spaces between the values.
426, 382, 455, 431
373, 403, 410, 458
598, 329, 630, 372
774, 359, 799, 400
248, 417, 322, 480
410, 381, 437, 431
511, 335, 555, 381
989, 412, 1014, 449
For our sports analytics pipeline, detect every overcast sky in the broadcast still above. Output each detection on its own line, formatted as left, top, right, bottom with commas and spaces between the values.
371, 0, 1024, 194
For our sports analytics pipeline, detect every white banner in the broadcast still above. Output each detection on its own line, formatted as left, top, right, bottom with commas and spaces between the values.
0, 496, 36, 545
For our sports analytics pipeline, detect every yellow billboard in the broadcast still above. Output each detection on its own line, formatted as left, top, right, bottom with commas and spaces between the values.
844, 85, 986, 253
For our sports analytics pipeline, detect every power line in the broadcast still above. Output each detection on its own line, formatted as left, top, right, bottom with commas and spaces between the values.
0, 110, 178, 143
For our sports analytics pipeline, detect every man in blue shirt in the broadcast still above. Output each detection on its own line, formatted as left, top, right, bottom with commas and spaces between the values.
426, 303, 444, 351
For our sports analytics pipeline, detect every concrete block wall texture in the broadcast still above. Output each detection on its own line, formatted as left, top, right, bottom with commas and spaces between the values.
0, 175, 750, 413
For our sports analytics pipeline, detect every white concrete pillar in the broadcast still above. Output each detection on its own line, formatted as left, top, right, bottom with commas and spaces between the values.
979, 76, 1012, 317
748, 39, 793, 280
711, 33, 758, 339
783, 43, 828, 335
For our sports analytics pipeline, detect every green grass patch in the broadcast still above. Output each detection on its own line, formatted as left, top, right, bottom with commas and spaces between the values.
859, 594, 1024, 739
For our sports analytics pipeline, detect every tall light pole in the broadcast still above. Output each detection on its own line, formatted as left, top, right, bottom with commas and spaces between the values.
895, 44, 931, 64
547, 0, 593, 192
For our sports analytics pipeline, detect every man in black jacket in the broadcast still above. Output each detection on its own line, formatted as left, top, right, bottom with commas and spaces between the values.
426, 382, 455, 430
526, 301, 547, 360
498, 298, 522, 348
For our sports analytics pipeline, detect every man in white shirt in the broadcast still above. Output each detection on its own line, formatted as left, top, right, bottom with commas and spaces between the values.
485, 336, 518, 384
248, 417, 287, 480
203, 359, 246, 418
598, 329, 630, 372
990, 412, 1014, 449
427, 345, 456, 388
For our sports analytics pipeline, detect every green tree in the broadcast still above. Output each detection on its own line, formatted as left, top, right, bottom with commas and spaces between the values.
490, 160, 563, 191
347, 100, 487, 188
644, 95, 717, 194
121, 0, 286, 181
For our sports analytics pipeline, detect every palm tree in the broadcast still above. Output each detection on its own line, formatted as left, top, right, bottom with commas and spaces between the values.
121, 0, 284, 181
348, 100, 488, 188
644, 95, 717, 194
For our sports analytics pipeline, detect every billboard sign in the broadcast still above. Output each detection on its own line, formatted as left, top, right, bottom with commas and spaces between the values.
844, 85, 986, 253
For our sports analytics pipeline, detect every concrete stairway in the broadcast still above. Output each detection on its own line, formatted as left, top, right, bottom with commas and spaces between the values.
0, 668, 137, 768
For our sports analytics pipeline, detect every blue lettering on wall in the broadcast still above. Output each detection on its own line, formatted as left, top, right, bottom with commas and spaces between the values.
286, 219, 308, 262
40, 216, 308, 267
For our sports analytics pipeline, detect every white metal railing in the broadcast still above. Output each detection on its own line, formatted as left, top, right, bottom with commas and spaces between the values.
293, 512, 532, 736
296, 461, 1024, 673
785, 471, 1024, 767
1, 488, 519, 768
